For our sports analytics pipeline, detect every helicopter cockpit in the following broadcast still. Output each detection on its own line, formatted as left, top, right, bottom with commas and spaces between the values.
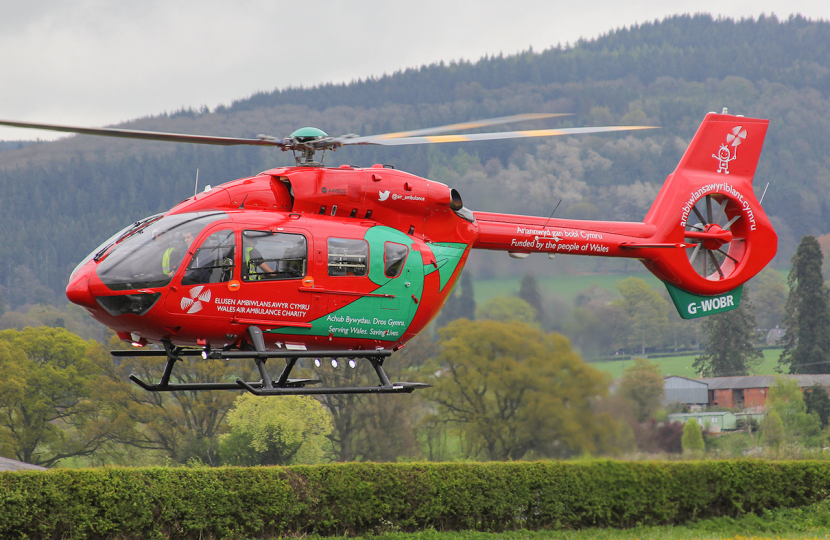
94, 212, 228, 291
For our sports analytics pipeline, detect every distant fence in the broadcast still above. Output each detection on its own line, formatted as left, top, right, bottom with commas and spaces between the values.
587, 346, 783, 363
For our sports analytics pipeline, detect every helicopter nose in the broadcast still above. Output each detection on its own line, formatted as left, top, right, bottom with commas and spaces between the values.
66, 272, 96, 308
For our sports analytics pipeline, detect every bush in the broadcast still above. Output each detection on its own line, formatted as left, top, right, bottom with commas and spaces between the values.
3, 461, 830, 539
682, 419, 705, 454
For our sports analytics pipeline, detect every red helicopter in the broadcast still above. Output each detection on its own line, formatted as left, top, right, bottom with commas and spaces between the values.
0, 111, 776, 395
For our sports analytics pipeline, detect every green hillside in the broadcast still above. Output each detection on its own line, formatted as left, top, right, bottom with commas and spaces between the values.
474, 273, 662, 305
1, 14, 828, 306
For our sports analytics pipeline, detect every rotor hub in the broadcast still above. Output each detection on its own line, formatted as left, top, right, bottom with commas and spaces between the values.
685, 223, 733, 251
289, 127, 328, 142
683, 194, 744, 281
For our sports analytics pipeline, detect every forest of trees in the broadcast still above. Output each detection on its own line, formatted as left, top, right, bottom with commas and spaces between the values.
1, 14, 829, 305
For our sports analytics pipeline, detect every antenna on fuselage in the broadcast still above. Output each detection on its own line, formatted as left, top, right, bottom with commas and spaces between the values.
543, 199, 563, 229
194, 169, 200, 196
759, 182, 770, 206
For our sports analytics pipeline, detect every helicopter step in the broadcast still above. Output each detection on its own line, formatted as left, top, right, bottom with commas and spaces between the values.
115, 326, 429, 396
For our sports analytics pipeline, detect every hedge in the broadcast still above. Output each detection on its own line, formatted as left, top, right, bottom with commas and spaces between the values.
2, 460, 830, 539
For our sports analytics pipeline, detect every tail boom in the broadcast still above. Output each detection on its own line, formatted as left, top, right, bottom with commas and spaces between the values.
470, 112, 777, 300
472, 213, 659, 257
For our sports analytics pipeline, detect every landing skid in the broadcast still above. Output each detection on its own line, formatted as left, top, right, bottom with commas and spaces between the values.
114, 326, 429, 396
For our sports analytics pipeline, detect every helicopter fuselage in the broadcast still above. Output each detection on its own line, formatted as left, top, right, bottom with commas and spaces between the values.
64, 113, 779, 353
67, 164, 477, 351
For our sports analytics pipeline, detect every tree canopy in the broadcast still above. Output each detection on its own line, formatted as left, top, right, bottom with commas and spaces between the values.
475, 296, 539, 327
764, 377, 824, 448
426, 318, 616, 460
681, 419, 705, 454
617, 358, 665, 423
0, 327, 117, 466
613, 277, 670, 354
219, 394, 331, 466
693, 297, 762, 377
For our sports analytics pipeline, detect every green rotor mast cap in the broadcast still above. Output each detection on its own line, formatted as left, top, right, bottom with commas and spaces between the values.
290, 127, 328, 142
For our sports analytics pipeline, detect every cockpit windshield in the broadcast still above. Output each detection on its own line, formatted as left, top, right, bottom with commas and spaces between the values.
70, 213, 164, 282
96, 212, 228, 291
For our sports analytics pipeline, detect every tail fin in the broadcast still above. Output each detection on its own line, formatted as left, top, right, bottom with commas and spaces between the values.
471, 112, 777, 318
639, 112, 776, 308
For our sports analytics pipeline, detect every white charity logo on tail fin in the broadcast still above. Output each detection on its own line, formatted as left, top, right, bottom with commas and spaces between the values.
378, 190, 390, 201
180, 286, 212, 314
712, 126, 747, 174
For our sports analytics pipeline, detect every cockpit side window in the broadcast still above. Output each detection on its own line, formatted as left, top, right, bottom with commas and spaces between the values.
182, 229, 236, 285
328, 238, 369, 276
384, 242, 408, 278
242, 230, 307, 281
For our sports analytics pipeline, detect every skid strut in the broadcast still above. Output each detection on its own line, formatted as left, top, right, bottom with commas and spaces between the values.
116, 327, 429, 396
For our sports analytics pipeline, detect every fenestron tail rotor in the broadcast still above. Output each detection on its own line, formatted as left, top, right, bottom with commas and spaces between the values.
684, 194, 746, 280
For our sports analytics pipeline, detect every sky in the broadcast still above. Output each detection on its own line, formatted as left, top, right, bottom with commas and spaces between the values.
1, 0, 828, 141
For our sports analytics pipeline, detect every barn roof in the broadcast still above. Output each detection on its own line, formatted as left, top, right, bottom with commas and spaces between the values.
664, 375, 708, 388
0, 456, 48, 472
697, 374, 830, 389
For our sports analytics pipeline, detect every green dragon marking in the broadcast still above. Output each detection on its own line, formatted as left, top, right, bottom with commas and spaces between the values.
268, 227, 467, 341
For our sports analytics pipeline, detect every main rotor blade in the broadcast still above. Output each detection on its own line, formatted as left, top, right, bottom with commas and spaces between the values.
345, 113, 569, 142
0, 119, 283, 147
340, 125, 656, 146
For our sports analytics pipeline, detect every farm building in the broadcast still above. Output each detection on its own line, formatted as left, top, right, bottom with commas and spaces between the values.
766, 327, 785, 346
663, 376, 708, 406
699, 376, 772, 409
699, 375, 830, 409
663, 374, 830, 410
667, 411, 737, 433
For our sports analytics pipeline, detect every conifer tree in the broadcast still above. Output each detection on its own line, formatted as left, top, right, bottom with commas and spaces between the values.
692, 298, 762, 377
804, 383, 830, 429
779, 236, 830, 374
518, 274, 548, 329
436, 270, 476, 327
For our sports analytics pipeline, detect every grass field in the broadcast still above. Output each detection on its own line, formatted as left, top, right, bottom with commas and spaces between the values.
309, 499, 830, 540
474, 273, 785, 381
472, 269, 788, 306
473, 272, 662, 305
315, 531, 829, 540
588, 348, 784, 380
